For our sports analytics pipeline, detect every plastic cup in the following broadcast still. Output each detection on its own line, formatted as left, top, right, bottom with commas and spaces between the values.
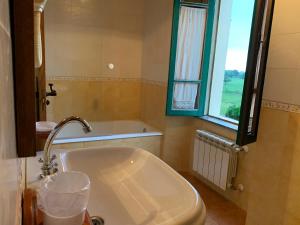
37, 171, 90, 225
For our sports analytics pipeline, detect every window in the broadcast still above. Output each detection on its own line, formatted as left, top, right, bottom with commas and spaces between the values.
208, 0, 255, 123
167, 0, 215, 116
166, 0, 275, 145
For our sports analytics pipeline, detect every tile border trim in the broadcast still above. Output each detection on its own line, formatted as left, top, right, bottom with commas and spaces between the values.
262, 99, 300, 113
47, 76, 168, 87
46, 78, 300, 113
47, 76, 141, 82
141, 78, 167, 87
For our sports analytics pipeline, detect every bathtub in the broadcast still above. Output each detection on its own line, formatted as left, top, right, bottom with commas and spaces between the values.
52, 120, 163, 156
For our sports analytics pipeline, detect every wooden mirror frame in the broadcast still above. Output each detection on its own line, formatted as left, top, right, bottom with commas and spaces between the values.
10, 0, 36, 157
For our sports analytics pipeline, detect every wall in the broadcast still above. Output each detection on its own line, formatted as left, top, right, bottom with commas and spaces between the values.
0, 0, 23, 224
247, 0, 300, 224
141, 0, 300, 225
46, 78, 141, 122
44, 0, 144, 122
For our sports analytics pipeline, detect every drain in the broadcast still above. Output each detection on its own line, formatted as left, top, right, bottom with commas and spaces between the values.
91, 216, 105, 225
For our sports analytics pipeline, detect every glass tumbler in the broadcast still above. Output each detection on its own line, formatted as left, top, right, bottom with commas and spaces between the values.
37, 171, 90, 225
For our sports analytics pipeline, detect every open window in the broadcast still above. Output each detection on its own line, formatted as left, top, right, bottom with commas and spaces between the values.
166, 0, 275, 146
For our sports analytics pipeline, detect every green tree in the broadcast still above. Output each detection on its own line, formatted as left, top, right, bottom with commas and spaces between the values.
225, 105, 240, 121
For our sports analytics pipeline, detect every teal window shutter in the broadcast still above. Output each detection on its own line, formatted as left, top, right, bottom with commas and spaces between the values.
166, 0, 216, 116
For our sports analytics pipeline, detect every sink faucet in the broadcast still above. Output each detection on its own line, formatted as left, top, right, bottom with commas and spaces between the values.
39, 116, 92, 178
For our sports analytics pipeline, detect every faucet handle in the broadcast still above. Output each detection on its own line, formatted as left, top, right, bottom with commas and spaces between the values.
38, 158, 44, 163
50, 154, 57, 162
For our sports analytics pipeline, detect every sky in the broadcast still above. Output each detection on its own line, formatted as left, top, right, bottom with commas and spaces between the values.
225, 0, 256, 71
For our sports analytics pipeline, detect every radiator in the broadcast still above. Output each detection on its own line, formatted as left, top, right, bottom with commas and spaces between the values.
193, 130, 244, 190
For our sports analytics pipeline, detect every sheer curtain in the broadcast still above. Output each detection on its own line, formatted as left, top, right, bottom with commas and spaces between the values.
173, 6, 207, 110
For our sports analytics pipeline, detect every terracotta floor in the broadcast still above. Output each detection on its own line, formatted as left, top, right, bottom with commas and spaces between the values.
181, 172, 246, 225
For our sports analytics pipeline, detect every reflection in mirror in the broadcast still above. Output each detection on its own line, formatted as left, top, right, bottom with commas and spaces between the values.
173, 83, 200, 110
34, 0, 152, 152
170, 5, 207, 112
181, 0, 209, 4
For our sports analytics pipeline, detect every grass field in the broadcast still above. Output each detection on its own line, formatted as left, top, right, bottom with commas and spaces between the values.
220, 77, 244, 117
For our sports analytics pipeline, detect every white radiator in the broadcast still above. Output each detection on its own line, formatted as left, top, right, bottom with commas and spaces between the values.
193, 130, 244, 190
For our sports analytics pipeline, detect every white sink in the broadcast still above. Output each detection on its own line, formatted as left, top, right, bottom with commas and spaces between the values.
60, 147, 206, 225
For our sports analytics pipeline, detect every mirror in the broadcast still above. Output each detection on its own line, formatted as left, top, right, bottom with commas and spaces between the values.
34, 0, 147, 151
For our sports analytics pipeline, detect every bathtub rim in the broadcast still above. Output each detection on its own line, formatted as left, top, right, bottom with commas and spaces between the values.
53, 132, 163, 145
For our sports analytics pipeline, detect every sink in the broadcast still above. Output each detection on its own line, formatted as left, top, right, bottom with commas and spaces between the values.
60, 147, 206, 225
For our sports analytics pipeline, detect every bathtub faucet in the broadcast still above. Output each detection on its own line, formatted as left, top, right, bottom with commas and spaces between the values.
39, 116, 92, 178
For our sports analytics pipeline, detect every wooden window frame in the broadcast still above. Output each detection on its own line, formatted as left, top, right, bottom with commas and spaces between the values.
10, 0, 36, 157
237, 0, 275, 145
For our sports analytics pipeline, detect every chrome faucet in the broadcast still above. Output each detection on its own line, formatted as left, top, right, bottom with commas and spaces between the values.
39, 116, 92, 178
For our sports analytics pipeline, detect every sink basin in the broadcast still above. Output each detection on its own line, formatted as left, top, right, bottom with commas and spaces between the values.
60, 147, 206, 225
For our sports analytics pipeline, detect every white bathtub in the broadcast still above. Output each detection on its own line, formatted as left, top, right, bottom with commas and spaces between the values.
54, 120, 162, 144
53, 120, 163, 156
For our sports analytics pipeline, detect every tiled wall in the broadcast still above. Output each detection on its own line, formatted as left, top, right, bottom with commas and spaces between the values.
44, 0, 144, 79
44, 0, 145, 121
141, 0, 300, 225
0, 0, 23, 224
259, 1, 300, 224
46, 78, 141, 122
263, 0, 300, 106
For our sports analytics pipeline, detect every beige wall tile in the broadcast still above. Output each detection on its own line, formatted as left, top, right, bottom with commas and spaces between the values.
263, 68, 300, 104
267, 33, 300, 69
140, 82, 167, 130
0, 4, 22, 224
282, 113, 300, 224
46, 79, 141, 122
141, 0, 173, 83
45, 0, 144, 79
0, 0, 10, 34
271, 0, 300, 35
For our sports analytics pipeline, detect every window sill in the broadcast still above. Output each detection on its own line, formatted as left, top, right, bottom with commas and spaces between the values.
199, 115, 238, 131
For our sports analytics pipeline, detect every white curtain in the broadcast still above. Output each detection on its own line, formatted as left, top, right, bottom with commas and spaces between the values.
173, 6, 207, 110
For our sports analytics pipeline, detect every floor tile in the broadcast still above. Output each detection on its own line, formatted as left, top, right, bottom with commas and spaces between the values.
181, 172, 246, 225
